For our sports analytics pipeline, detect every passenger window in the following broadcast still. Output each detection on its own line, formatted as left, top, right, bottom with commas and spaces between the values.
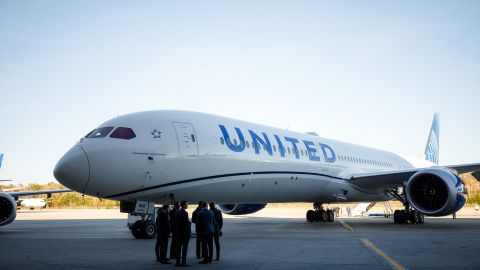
220, 137, 225, 145
287, 147, 291, 154
273, 145, 277, 152
233, 139, 238, 145
110, 127, 136, 140
246, 141, 250, 148
87, 127, 114, 138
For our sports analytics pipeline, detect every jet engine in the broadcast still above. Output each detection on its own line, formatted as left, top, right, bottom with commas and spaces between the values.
217, 203, 267, 215
0, 193, 17, 226
406, 167, 467, 217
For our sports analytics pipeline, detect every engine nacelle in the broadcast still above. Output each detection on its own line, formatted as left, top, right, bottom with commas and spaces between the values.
217, 203, 267, 215
406, 168, 467, 217
0, 193, 17, 226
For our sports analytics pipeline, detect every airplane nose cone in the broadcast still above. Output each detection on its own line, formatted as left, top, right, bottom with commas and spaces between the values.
54, 145, 89, 192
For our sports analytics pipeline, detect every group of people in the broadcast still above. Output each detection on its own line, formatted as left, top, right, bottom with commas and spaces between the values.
154, 201, 223, 267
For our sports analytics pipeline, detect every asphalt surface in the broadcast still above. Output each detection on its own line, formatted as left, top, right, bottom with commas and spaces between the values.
1, 210, 480, 270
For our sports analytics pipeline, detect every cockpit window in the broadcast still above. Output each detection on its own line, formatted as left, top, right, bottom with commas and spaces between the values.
86, 127, 114, 138
110, 127, 136, 140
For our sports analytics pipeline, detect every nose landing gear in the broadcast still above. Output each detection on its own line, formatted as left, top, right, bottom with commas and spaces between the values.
306, 202, 334, 223
122, 200, 158, 239
131, 219, 157, 239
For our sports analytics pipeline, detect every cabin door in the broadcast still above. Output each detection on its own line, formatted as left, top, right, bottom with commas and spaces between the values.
172, 122, 199, 156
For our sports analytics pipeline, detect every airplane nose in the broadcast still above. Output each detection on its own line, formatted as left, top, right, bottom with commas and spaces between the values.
54, 145, 90, 192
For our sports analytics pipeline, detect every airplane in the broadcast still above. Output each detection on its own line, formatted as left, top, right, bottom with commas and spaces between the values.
18, 198, 47, 209
0, 154, 71, 226
50, 110, 480, 239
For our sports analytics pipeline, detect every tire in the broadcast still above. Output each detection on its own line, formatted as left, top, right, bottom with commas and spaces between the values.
399, 210, 408, 223
143, 221, 157, 239
409, 211, 417, 224
306, 210, 315, 222
418, 213, 425, 224
393, 210, 400, 223
394, 210, 407, 224
131, 220, 145, 239
314, 210, 320, 222
319, 210, 327, 222
327, 210, 334, 222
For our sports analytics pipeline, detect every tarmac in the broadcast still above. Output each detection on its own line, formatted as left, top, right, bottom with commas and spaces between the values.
1, 207, 480, 270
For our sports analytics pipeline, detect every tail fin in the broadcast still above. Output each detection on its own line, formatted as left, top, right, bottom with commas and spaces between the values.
424, 113, 440, 164
0, 154, 3, 169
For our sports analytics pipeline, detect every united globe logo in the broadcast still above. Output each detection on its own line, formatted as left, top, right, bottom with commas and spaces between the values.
426, 131, 439, 164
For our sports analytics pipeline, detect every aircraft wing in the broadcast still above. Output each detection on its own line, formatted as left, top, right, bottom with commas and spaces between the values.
348, 163, 480, 192
8, 189, 72, 198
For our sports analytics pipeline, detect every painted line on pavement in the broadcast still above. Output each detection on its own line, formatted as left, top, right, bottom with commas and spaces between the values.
337, 219, 354, 231
361, 238, 407, 270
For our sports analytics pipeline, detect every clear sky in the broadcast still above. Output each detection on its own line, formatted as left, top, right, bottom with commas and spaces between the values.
1, 1, 479, 184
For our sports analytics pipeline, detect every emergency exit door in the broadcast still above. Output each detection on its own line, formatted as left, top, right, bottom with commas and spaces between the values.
173, 122, 199, 156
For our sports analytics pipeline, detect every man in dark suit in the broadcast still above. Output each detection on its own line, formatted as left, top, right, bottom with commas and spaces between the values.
209, 202, 223, 261
175, 201, 191, 267
197, 201, 215, 264
191, 201, 203, 259
155, 204, 171, 264
169, 202, 180, 260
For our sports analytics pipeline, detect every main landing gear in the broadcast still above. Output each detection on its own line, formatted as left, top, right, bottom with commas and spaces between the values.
306, 202, 335, 223
387, 187, 424, 224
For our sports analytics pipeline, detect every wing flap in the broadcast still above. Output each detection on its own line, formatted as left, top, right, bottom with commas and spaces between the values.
9, 189, 72, 197
448, 163, 480, 174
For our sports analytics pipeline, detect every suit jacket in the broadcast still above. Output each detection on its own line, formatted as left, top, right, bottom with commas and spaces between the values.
192, 207, 201, 233
156, 210, 170, 235
175, 208, 191, 238
211, 208, 223, 232
169, 208, 178, 234
197, 208, 215, 234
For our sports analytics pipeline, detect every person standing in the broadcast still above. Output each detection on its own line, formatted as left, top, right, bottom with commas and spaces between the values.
191, 201, 203, 259
169, 202, 180, 260
155, 205, 171, 264
175, 201, 191, 267
197, 201, 215, 264
209, 202, 223, 261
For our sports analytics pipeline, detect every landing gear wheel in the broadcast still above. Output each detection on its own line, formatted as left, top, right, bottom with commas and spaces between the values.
327, 210, 335, 222
418, 212, 425, 224
393, 210, 401, 223
394, 210, 408, 224
319, 210, 328, 222
409, 210, 421, 224
306, 210, 315, 222
131, 220, 145, 239
144, 221, 157, 239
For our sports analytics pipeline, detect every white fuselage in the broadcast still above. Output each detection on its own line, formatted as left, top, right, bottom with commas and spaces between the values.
54, 111, 432, 204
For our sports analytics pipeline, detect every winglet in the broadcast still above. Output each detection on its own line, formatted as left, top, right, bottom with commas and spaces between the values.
0, 153, 3, 169
424, 113, 440, 164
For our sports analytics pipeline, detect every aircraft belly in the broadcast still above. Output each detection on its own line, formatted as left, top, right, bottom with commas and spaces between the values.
132, 156, 347, 203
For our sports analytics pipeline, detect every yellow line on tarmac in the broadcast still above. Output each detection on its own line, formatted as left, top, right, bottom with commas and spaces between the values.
361, 239, 406, 270
337, 219, 354, 231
